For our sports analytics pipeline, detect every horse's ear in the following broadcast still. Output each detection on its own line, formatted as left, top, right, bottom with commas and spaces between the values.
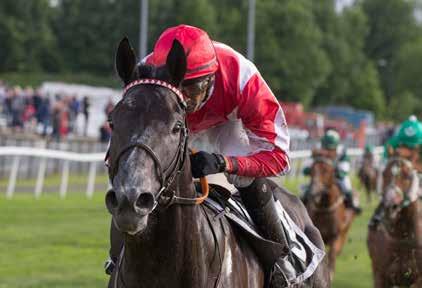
166, 40, 187, 87
116, 37, 137, 85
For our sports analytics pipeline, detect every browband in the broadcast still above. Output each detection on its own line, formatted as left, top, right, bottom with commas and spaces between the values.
123, 78, 186, 108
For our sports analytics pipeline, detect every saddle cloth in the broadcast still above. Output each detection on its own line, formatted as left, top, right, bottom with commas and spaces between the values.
201, 182, 325, 285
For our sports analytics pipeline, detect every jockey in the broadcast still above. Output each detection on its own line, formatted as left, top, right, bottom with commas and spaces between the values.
363, 144, 375, 164
369, 117, 422, 229
106, 25, 309, 285
302, 129, 362, 214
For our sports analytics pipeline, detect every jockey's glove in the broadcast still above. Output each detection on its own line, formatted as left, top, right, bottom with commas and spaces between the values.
190, 151, 228, 178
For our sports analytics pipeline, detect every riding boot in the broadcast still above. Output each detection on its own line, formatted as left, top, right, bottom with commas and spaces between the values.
368, 203, 385, 230
104, 219, 124, 275
343, 191, 362, 214
238, 178, 303, 287
336, 178, 362, 215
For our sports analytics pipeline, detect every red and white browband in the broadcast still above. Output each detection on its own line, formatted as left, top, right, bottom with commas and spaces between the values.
123, 79, 186, 107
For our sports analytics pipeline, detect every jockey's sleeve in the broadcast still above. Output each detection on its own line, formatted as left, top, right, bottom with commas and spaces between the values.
228, 72, 290, 177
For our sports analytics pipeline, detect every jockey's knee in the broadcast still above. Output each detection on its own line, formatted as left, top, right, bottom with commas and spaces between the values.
238, 178, 273, 209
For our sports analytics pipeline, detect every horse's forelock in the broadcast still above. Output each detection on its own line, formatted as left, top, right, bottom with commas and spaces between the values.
137, 64, 169, 82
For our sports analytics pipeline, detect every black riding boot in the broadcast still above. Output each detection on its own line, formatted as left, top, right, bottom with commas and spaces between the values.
239, 178, 300, 287
368, 203, 384, 230
104, 219, 124, 275
343, 191, 362, 214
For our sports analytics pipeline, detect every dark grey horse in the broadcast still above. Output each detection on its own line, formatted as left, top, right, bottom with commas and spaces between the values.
105, 38, 329, 288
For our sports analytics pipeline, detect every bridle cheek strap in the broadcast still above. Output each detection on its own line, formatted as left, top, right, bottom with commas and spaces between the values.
106, 79, 209, 210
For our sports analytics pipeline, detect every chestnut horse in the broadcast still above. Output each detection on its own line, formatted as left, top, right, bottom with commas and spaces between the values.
305, 153, 355, 281
105, 38, 330, 287
358, 154, 377, 203
367, 155, 422, 288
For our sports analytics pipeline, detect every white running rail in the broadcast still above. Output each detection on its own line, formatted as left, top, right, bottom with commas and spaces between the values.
0, 146, 384, 199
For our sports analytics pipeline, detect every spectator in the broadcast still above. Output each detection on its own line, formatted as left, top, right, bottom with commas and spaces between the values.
99, 121, 112, 143
82, 96, 90, 136
68, 95, 80, 133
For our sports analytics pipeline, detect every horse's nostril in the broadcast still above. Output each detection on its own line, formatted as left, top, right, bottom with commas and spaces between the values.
136, 192, 155, 211
105, 189, 118, 213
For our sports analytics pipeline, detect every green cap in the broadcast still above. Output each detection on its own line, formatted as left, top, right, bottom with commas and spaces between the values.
391, 118, 422, 149
396, 119, 422, 148
364, 144, 374, 153
321, 129, 340, 149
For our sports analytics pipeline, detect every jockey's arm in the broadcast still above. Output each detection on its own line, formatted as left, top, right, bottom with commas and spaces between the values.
226, 72, 290, 178
336, 159, 351, 179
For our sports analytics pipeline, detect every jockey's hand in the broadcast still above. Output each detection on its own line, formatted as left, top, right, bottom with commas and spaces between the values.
190, 151, 226, 178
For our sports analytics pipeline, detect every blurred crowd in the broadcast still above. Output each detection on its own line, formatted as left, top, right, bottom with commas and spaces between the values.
0, 80, 113, 142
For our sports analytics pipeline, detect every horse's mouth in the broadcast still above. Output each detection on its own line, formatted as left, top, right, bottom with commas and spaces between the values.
113, 214, 148, 235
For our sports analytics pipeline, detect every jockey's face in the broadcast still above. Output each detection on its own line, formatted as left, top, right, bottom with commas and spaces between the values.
182, 74, 215, 113
324, 148, 337, 159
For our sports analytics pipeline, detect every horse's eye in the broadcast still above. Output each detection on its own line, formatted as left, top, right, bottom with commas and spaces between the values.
172, 121, 183, 133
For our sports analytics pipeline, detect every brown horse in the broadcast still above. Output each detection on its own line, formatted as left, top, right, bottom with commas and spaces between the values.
104, 38, 330, 287
358, 154, 377, 203
305, 152, 355, 281
367, 155, 422, 288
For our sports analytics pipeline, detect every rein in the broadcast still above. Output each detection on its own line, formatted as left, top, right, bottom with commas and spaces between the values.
309, 195, 344, 214
383, 157, 419, 209
309, 156, 344, 213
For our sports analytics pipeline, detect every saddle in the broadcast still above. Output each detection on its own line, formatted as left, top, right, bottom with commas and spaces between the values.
199, 183, 325, 286
202, 184, 285, 268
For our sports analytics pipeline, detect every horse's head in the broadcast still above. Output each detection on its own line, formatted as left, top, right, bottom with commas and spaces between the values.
382, 155, 420, 219
105, 37, 190, 235
309, 152, 338, 206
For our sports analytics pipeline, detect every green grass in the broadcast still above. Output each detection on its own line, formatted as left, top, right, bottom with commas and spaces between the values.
0, 177, 376, 287
0, 193, 110, 288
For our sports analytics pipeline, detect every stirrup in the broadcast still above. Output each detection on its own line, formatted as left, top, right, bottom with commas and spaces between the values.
270, 256, 300, 288
104, 258, 115, 275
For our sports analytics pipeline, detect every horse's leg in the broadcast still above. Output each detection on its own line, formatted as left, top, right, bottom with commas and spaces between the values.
326, 243, 336, 281
110, 219, 124, 265
303, 225, 331, 288
411, 277, 422, 288
334, 211, 354, 257
373, 271, 387, 288
366, 182, 371, 203
107, 271, 116, 288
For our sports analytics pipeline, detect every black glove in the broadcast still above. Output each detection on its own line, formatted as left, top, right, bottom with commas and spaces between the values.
190, 151, 226, 178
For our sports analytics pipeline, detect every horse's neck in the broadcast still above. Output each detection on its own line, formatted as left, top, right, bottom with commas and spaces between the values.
326, 181, 342, 206
122, 166, 207, 284
389, 201, 420, 240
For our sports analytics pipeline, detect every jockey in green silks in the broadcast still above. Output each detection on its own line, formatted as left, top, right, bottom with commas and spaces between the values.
369, 117, 422, 229
302, 129, 362, 214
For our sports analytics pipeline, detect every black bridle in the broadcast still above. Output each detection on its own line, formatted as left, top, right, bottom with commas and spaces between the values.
107, 78, 207, 211
308, 156, 344, 213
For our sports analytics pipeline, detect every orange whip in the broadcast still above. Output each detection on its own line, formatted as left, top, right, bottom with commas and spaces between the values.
191, 149, 209, 204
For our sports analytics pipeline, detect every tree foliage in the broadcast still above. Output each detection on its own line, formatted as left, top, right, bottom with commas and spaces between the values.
1, 0, 422, 120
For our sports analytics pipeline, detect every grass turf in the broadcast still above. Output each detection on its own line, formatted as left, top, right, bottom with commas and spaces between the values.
0, 176, 376, 287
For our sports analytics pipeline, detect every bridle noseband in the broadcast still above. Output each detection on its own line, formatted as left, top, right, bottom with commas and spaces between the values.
384, 156, 418, 209
309, 156, 344, 213
107, 79, 208, 211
